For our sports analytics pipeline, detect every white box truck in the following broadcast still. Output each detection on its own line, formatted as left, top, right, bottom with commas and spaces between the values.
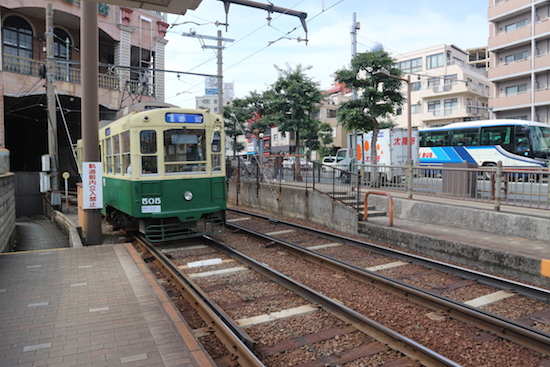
335, 128, 418, 183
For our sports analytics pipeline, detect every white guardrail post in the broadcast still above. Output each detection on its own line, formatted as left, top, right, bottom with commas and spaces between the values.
407, 160, 414, 200
494, 161, 502, 211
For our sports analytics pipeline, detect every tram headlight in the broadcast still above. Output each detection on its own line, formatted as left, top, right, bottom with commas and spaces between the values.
183, 191, 193, 201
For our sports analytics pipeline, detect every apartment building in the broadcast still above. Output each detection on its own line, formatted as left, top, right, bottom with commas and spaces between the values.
488, 0, 550, 123
195, 80, 234, 114
1, 0, 168, 180
393, 44, 492, 129
314, 82, 352, 153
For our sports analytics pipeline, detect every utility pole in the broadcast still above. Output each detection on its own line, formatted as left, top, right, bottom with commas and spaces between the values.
46, 3, 59, 191
81, 0, 102, 245
217, 30, 223, 115
351, 13, 359, 168
181, 31, 234, 116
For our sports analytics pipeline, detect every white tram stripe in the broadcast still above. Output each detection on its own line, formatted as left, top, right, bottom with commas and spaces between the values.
188, 266, 248, 278
366, 261, 409, 272
226, 217, 252, 222
265, 230, 295, 236
464, 290, 516, 307
235, 304, 319, 328
306, 243, 342, 250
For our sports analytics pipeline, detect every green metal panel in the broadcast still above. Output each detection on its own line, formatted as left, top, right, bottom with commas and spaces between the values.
103, 176, 226, 223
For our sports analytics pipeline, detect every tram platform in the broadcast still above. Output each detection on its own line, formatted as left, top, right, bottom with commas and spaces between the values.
0, 230, 216, 367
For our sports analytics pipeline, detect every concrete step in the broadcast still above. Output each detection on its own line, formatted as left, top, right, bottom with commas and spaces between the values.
358, 210, 386, 220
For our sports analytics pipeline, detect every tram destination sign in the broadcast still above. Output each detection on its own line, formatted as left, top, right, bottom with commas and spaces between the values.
165, 113, 204, 123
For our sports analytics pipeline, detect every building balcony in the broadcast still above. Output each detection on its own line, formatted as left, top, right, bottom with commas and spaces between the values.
489, 26, 531, 51
413, 82, 490, 101
1, 54, 156, 106
418, 106, 491, 123
535, 17, 550, 35
488, 0, 532, 20
490, 92, 531, 109
534, 88, 550, 104
535, 52, 550, 70
488, 58, 531, 79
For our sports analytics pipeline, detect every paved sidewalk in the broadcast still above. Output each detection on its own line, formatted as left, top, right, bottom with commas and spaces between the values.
0, 244, 215, 367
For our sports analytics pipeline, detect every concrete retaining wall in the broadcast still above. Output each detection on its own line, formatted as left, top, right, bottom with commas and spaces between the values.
228, 180, 550, 288
365, 195, 550, 242
358, 220, 550, 288
227, 180, 357, 235
0, 173, 16, 253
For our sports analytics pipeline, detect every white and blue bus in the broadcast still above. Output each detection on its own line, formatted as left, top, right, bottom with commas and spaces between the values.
419, 119, 550, 170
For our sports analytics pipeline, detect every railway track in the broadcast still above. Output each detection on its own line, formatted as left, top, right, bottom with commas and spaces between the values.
133, 208, 550, 366
220, 208, 550, 365
134, 236, 459, 366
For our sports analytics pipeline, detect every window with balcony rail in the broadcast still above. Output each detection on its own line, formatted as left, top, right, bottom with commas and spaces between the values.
427, 100, 441, 116
505, 84, 528, 96
3, 16, 33, 75
444, 98, 458, 116
504, 19, 528, 33
504, 51, 528, 64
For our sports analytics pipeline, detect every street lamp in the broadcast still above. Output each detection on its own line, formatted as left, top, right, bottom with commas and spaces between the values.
374, 68, 412, 163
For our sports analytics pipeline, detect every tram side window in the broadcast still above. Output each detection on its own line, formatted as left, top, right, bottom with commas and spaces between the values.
449, 129, 479, 146
211, 131, 222, 173
140, 130, 158, 174
122, 131, 130, 175
113, 134, 121, 174
163, 129, 206, 173
480, 126, 512, 146
105, 137, 113, 173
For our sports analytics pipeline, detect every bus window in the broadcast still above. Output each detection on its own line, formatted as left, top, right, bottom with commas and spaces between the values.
420, 131, 448, 147
449, 128, 479, 146
480, 126, 512, 145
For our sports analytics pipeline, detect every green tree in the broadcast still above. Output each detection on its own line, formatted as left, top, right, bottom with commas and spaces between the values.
261, 64, 323, 177
316, 122, 334, 158
224, 98, 249, 158
334, 50, 404, 167
224, 91, 275, 158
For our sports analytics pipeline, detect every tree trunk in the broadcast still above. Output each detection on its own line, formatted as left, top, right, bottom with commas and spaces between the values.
369, 124, 380, 187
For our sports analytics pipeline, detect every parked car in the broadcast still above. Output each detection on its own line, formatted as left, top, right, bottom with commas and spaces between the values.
321, 156, 337, 172
282, 156, 313, 170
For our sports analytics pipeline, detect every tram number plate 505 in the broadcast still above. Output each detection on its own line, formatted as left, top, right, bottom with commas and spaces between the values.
142, 197, 161, 213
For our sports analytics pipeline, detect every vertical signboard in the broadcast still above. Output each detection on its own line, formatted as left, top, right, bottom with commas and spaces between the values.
82, 162, 103, 209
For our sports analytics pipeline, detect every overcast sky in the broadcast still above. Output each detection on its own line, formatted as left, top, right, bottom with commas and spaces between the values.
162, 0, 489, 108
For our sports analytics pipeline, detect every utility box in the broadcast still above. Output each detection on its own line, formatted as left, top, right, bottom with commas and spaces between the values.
51, 191, 62, 206
442, 162, 478, 198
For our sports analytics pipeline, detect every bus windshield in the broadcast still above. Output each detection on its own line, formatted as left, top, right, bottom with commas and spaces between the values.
530, 126, 550, 156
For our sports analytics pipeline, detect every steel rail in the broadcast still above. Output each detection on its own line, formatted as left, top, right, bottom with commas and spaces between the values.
225, 210, 550, 355
229, 208, 550, 303
133, 236, 264, 367
201, 235, 461, 367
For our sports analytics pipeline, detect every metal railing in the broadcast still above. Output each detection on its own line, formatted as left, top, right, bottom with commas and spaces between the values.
2, 54, 152, 95
228, 156, 550, 212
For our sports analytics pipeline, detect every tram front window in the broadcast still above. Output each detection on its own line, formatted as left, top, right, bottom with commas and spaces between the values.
164, 129, 207, 173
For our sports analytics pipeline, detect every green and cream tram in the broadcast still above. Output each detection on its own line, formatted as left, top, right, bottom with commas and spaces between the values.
98, 102, 226, 242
